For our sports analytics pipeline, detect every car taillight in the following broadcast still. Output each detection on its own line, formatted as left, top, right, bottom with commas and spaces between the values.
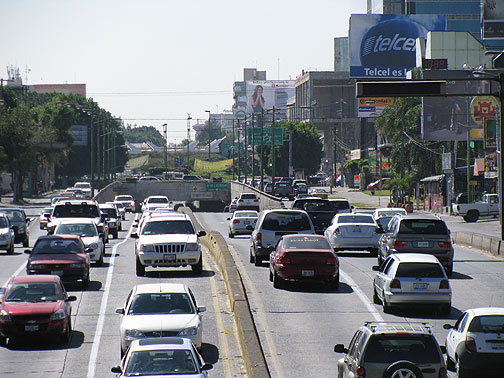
130, 201, 135, 206
256, 232, 262, 244
438, 241, 451, 248
356, 365, 365, 377
254, 199, 259, 202
465, 336, 477, 352
333, 227, 341, 234
393, 240, 408, 248
326, 257, 337, 265
233, 219, 240, 224
439, 279, 449, 289
349, 209, 352, 213
439, 367, 448, 378
390, 279, 401, 289
278, 256, 291, 265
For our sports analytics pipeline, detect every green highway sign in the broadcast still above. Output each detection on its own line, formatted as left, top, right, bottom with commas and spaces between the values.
247, 127, 283, 146
206, 182, 229, 192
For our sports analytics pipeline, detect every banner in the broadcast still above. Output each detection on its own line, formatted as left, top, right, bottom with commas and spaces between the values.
483, 0, 504, 39
194, 158, 233, 173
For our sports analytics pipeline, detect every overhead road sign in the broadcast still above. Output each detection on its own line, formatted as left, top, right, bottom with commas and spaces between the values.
356, 80, 446, 97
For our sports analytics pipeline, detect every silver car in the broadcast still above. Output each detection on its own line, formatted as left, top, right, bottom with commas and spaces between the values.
0, 215, 15, 254
227, 210, 258, 238
372, 253, 451, 314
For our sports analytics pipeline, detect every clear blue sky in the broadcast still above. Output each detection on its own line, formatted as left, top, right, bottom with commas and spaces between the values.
2, 0, 366, 142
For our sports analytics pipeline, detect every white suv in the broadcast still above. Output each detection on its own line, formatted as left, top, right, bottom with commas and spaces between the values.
132, 213, 206, 276
73, 182, 92, 198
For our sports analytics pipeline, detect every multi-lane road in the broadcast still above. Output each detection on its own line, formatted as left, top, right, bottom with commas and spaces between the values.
0, 203, 503, 378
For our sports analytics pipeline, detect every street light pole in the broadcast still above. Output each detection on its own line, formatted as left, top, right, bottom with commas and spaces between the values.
163, 123, 168, 177
89, 101, 95, 197
232, 118, 235, 181
205, 110, 211, 162
260, 109, 264, 190
272, 106, 276, 189
187, 114, 192, 171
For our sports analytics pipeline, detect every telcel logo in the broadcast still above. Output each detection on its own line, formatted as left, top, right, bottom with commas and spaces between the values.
362, 33, 416, 57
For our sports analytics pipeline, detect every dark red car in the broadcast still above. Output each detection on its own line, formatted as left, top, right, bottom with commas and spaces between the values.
25, 235, 91, 288
0, 275, 76, 345
269, 234, 339, 289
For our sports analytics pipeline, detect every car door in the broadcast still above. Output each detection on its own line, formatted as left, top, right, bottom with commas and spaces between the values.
447, 312, 469, 359
341, 330, 363, 378
375, 257, 395, 300
379, 218, 397, 259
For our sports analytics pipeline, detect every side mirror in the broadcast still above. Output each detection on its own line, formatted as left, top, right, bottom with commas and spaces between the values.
24, 249, 32, 254
334, 344, 348, 354
197, 231, 207, 237
67, 296, 77, 302
201, 363, 213, 371
85, 248, 93, 253
131, 232, 138, 239
440, 345, 447, 354
372, 265, 381, 271
111, 366, 122, 373
226, 218, 231, 221
197, 306, 206, 313
443, 323, 454, 330
115, 307, 125, 315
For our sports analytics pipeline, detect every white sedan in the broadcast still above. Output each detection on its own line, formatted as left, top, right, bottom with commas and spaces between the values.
116, 283, 206, 356
227, 210, 258, 238
324, 213, 381, 255
372, 207, 407, 229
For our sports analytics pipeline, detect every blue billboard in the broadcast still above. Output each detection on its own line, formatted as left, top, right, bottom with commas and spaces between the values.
349, 14, 446, 78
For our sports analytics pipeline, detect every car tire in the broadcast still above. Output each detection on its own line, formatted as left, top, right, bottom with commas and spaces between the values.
446, 263, 453, 277
7, 243, 14, 254
113, 231, 118, 239
23, 236, 29, 248
382, 295, 391, 313
328, 277, 339, 290
463, 210, 479, 223
60, 319, 72, 343
446, 355, 455, 371
269, 269, 273, 282
82, 274, 90, 289
118, 223, 122, 231
383, 361, 423, 378
440, 303, 451, 315
373, 287, 381, 304
378, 254, 383, 266
136, 257, 145, 277
457, 358, 470, 378
0, 336, 6, 347
96, 250, 104, 267
228, 231, 234, 238
249, 249, 255, 264
254, 254, 262, 267
369, 248, 378, 257
273, 272, 283, 289
192, 256, 203, 275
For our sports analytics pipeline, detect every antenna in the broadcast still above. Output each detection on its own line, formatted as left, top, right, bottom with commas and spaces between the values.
25, 65, 31, 84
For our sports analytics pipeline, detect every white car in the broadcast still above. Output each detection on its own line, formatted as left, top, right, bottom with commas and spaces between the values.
111, 337, 212, 377
114, 195, 136, 212
53, 219, 105, 266
141, 196, 171, 212
372, 207, 407, 229
73, 182, 92, 198
227, 210, 258, 238
0, 214, 15, 254
116, 283, 206, 356
324, 213, 380, 255
372, 253, 451, 314
132, 213, 206, 276
444, 307, 504, 377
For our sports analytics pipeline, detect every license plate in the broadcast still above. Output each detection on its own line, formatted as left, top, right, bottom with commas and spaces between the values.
353, 228, 361, 233
25, 325, 39, 332
413, 283, 429, 290
491, 344, 504, 350
164, 254, 176, 262
244, 221, 250, 225
417, 241, 429, 248
51, 270, 63, 276
302, 270, 314, 277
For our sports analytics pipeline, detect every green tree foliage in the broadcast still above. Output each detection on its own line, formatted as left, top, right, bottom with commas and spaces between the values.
124, 125, 165, 146
195, 120, 225, 145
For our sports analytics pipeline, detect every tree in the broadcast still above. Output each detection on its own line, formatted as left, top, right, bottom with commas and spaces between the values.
124, 125, 165, 146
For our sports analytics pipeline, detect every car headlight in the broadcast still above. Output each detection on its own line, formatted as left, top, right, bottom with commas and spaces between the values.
88, 242, 98, 250
70, 263, 85, 268
186, 243, 199, 251
125, 329, 145, 338
51, 308, 66, 321
178, 326, 197, 337
140, 244, 155, 252
0, 233, 7, 239
28, 263, 46, 269
0, 309, 11, 322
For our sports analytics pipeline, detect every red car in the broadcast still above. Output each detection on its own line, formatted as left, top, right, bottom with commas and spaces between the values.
0, 275, 76, 345
269, 234, 339, 290
25, 235, 91, 288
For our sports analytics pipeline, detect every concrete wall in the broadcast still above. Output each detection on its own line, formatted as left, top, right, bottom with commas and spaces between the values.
230, 181, 283, 211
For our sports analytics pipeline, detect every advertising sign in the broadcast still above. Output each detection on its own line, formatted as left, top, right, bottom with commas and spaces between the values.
483, 0, 504, 39
358, 97, 394, 118
349, 14, 446, 78
246, 80, 295, 114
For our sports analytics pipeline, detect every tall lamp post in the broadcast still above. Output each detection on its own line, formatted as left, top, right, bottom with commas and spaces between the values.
205, 110, 211, 162
162, 123, 168, 177
332, 99, 346, 193
187, 114, 192, 171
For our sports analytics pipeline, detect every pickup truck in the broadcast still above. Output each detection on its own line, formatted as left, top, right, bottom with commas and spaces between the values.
452, 193, 499, 222
291, 198, 337, 234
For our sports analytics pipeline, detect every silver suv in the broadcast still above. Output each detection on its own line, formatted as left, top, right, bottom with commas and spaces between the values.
377, 214, 454, 276
334, 322, 447, 378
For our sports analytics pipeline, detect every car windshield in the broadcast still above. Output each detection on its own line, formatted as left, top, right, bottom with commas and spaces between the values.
395, 263, 445, 278
235, 212, 258, 218
0, 217, 8, 228
56, 223, 97, 237
468, 315, 504, 333
283, 236, 332, 250
399, 220, 448, 235
116, 196, 133, 201
337, 215, 374, 224
241, 194, 256, 200
364, 335, 441, 364
148, 198, 169, 204
128, 293, 194, 315
262, 212, 311, 231
125, 349, 198, 376
74, 183, 90, 189
53, 204, 100, 218
0, 210, 24, 222
100, 208, 118, 218
32, 238, 83, 254
5, 282, 61, 302
142, 220, 195, 235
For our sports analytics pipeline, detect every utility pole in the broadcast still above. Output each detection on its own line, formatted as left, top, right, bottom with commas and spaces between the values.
232, 118, 235, 181
260, 109, 264, 190
90, 101, 95, 197
205, 110, 211, 162
163, 123, 168, 177
272, 106, 276, 189
187, 114, 191, 171
244, 116, 248, 184
251, 113, 255, 184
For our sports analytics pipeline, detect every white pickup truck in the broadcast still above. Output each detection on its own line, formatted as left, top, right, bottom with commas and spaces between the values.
452, 193, 499, 222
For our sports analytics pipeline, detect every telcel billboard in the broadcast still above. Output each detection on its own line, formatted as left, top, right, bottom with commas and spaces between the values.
349, 14, 446, 78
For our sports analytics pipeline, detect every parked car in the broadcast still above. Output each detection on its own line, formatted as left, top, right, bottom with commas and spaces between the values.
138, 176, 160, 181
452, 193, 499, 222
114, 195, 136, 212
236, 193, 260, 211
269, 234, 339, 289
53, 219, 105, 266
39, 207, 53, 230
0, 208, 30, 247
334, 322, 447, 378
115, 283, 206, 356
372, 253, 451, 314
25, 235, 91, 288
99, 203, 121, 239
227, 210, 258, 238
0, 275, 77, 345
183, 175, 202, 181
111, 337, 212, 377
324, 213, 380, 255
372, 207, 408, 229
377, 214, 454, 275
0, 214, 15, 254
367, 177, 390, 191
250, 209, 315, 266
444, 307, 504, 377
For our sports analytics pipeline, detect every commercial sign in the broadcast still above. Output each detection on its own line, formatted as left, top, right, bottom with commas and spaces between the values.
349, 14, 446, 78
483, 0, 504, 39
369, 150, 391, 173
358, 97, 394, 118
246, 80, 295, 114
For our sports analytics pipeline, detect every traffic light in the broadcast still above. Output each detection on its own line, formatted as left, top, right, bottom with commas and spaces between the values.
356, 80, 446, 97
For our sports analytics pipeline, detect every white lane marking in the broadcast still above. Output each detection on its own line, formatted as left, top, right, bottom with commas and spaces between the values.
2, 262, 27, 288
87, 229, 130, 378
340, 270, 383, 322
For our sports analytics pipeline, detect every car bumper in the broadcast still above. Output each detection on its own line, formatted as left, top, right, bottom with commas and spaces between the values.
0, 318, 68, 339
27, 267, 89, 283
276, 266, 338, 281
457, 348, 504, 371
122, 331, 202, 352
331, 237, 379, 250
384, 291, 451, 305
137, 251, 201, 267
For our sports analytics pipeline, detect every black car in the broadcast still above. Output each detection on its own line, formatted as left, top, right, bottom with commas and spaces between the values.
0, 208, 30, 247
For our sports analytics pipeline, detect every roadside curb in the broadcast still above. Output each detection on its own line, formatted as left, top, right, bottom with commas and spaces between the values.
452, 231, 502, 256
182, 207, 270, 378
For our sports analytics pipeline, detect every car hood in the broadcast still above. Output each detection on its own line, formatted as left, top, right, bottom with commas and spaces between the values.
2, 301, 63, 315
29, 253, 88, 263
122, 313, 199, 332
138, 234, 198, 244
81, 236, 100, 246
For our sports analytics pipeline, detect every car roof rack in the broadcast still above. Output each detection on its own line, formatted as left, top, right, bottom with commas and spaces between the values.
364, 322, 432, 334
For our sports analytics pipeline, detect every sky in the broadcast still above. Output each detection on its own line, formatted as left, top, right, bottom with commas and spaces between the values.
2, 0, 366, 144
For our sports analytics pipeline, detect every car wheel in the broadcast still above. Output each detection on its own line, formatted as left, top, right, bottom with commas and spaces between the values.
0, 336, 6, 347
60, 319, 72, 343
254, 254, 262, 267
373, 287, 381, 304
382, 294, 391, 313
82, 274, 90, 289
446, 355, 455, 371
269, 269, 273, 282
120, 348, 125, 359
192, 256, 203, 275
228, 231, 234, 238
7, 243, 14, 254
22, 236, 29, 248
463, 210, 479, 222
446, 263, 453, 277
113, 231, 118, 239
457, 358, 470, 378
273, 272, 283, 289
249, 249, 255, 264
118, 223, 122, 231
96, 250, 104, 267
440, 303, 451, 315
378, 254, 383, 266
383, 360, 423, 378
136, 257, 145, 277
328, 276, 339, 290
369, 248, 378, 257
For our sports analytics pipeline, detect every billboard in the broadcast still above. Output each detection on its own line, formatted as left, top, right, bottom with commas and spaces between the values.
349, 14, 446, 78
483, 0, 504, 39
334, 37, 349, 72
358, 97, 393, 118
246, 80, 295, 114
70, 125, 88, 146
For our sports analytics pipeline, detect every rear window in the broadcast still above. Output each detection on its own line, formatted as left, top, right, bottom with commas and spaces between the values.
240, 194, 257, 200
33, 238, 84, 254
283, 236, 332, 250
235, 212, 258, 218
395, 262, 445, 278
262, 212, 311, 231
116, 196, 133, 201
331, 201, 350, 210
53, 204, 99, 218
399, 220, 448, 235
101, 208, 118, 217
338, 215, 374, 224
148, 197, 169, 203
468, 315, 504, 333
364, 335, 441, 364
